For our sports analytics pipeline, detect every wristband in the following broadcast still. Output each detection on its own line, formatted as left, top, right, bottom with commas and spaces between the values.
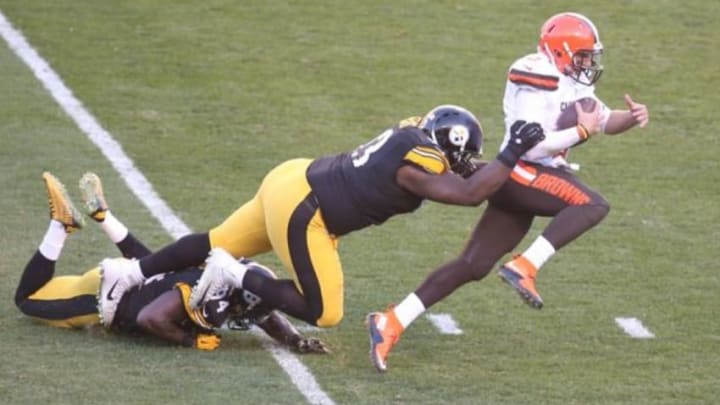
577, 124, 589, 140
496, 149, 518, 168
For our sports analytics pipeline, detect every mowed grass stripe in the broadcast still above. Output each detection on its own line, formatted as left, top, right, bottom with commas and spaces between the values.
0, 9, 334, 405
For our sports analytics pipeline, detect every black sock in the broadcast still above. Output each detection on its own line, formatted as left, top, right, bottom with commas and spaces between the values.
138, 233, 211, 277
15, 251, 55, 306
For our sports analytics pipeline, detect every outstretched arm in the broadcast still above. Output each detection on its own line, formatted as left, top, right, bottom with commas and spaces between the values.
257, 311, 329, 354
604, 94, 649, 135
396, 159, 511, 206
397, 121, 545, 206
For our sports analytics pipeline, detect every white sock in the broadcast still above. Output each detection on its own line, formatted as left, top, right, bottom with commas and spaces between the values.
393, 293, 426, 329
128, 259, 145, 284
523, 236, 556, 270
232, 263, 248, 288
38, 220, 68, 261
99, 211, 128, 243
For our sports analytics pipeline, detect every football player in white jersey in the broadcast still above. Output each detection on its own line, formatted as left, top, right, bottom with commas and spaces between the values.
367, 12, 649, 372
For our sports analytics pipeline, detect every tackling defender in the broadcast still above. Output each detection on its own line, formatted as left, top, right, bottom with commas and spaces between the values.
14, 172, 327, 353
96, 105, 545, 330
367, 12, 650, 372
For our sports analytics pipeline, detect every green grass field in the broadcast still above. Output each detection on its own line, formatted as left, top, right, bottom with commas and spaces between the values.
1, 1, 718, 404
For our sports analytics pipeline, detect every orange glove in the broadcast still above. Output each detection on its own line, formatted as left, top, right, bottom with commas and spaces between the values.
195, 333, 221, 351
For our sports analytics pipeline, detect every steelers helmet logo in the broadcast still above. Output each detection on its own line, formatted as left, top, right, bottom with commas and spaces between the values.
448, 125, 469, 151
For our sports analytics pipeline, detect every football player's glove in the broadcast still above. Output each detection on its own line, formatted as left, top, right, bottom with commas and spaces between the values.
195, 333, 222, 351
294, 337, 329, 354
497, 120, 545, 167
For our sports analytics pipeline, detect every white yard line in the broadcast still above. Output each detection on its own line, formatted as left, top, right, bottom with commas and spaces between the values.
0, 10, 334, 405
426, 313, 463, 335
615, 317, 655, 339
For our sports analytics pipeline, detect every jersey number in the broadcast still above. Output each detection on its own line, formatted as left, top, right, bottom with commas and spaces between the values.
351, 129, 393, 167
216, 300, 229, 314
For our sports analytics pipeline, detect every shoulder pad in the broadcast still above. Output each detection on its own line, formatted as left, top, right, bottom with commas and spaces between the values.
398, 116, 422, 128
508, 53, 560, 91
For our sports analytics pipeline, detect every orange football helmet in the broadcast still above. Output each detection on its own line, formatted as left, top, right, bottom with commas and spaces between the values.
538, 12, 603, 85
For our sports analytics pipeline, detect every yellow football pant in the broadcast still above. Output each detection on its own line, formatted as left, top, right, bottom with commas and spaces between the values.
208, 158, 343, 327
23, 267, 102, 328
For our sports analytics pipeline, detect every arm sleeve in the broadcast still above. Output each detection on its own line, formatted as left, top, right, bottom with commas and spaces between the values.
513, 88, 585, 159
175, 283, 214, 329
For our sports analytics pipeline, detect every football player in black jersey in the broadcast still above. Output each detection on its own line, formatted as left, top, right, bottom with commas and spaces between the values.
14, 172, 327, 353
99, 105, 545, 329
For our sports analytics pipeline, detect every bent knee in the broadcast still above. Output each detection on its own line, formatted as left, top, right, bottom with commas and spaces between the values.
584, 196, 610, 225
315, 307, 343, 328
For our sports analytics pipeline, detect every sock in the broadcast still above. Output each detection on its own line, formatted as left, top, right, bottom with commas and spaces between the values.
232, 263, 248, 288
522, 236, 556, 271
128, 259, 145, 283
38, 220, 68, 261
99, 211, 128, 243
392, 293, 426, 329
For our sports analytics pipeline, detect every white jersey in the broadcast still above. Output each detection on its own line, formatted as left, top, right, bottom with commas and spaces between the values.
500, 52, 610, 168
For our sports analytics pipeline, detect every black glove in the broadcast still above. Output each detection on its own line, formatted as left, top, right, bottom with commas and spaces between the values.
497, 120, 546, 168
294, 337, 330, 354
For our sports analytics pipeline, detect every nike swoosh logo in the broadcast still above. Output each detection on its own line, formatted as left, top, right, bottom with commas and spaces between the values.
106, 280, 119, 301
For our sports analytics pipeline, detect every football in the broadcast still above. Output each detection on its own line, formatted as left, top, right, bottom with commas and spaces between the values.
556, 97, 597, 130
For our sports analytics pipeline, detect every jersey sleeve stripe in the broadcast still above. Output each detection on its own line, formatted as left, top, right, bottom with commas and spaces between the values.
404, 146, 449, 174
508, 69, 559, 91
176, 283, 212, 329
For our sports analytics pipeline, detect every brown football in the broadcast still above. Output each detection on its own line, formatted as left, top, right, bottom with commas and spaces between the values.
556, 97, 597, 130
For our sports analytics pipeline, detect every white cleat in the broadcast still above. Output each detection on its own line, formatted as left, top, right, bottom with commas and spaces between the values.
190, 247, 248, 309
97, 257, 145, 326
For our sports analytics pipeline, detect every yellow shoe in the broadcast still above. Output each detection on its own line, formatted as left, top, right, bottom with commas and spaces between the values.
42, 172, 84, 233
78, 172, 108, 222
366, 307, 404, 372
498, 255, 543, 309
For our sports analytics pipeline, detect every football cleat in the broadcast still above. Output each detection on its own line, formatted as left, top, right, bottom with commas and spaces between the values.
498, 255, 544, 309
42, 172, 85, 233
78, 172, 108, 222
190, 247, 248, 309
97, 257, 145, 326
366, 308, 403, 373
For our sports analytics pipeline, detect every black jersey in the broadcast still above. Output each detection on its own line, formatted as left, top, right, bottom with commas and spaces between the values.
112, 270, 200, 333
306, 123, 449, 236
111, 266, 272, 334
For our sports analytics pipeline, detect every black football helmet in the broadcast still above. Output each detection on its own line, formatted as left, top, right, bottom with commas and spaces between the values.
225, 258, 276, 330
418, 105, 483, 177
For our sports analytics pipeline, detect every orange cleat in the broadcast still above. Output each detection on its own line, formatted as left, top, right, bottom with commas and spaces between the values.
498, 255, 544, 309
366, 308, 404, 373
